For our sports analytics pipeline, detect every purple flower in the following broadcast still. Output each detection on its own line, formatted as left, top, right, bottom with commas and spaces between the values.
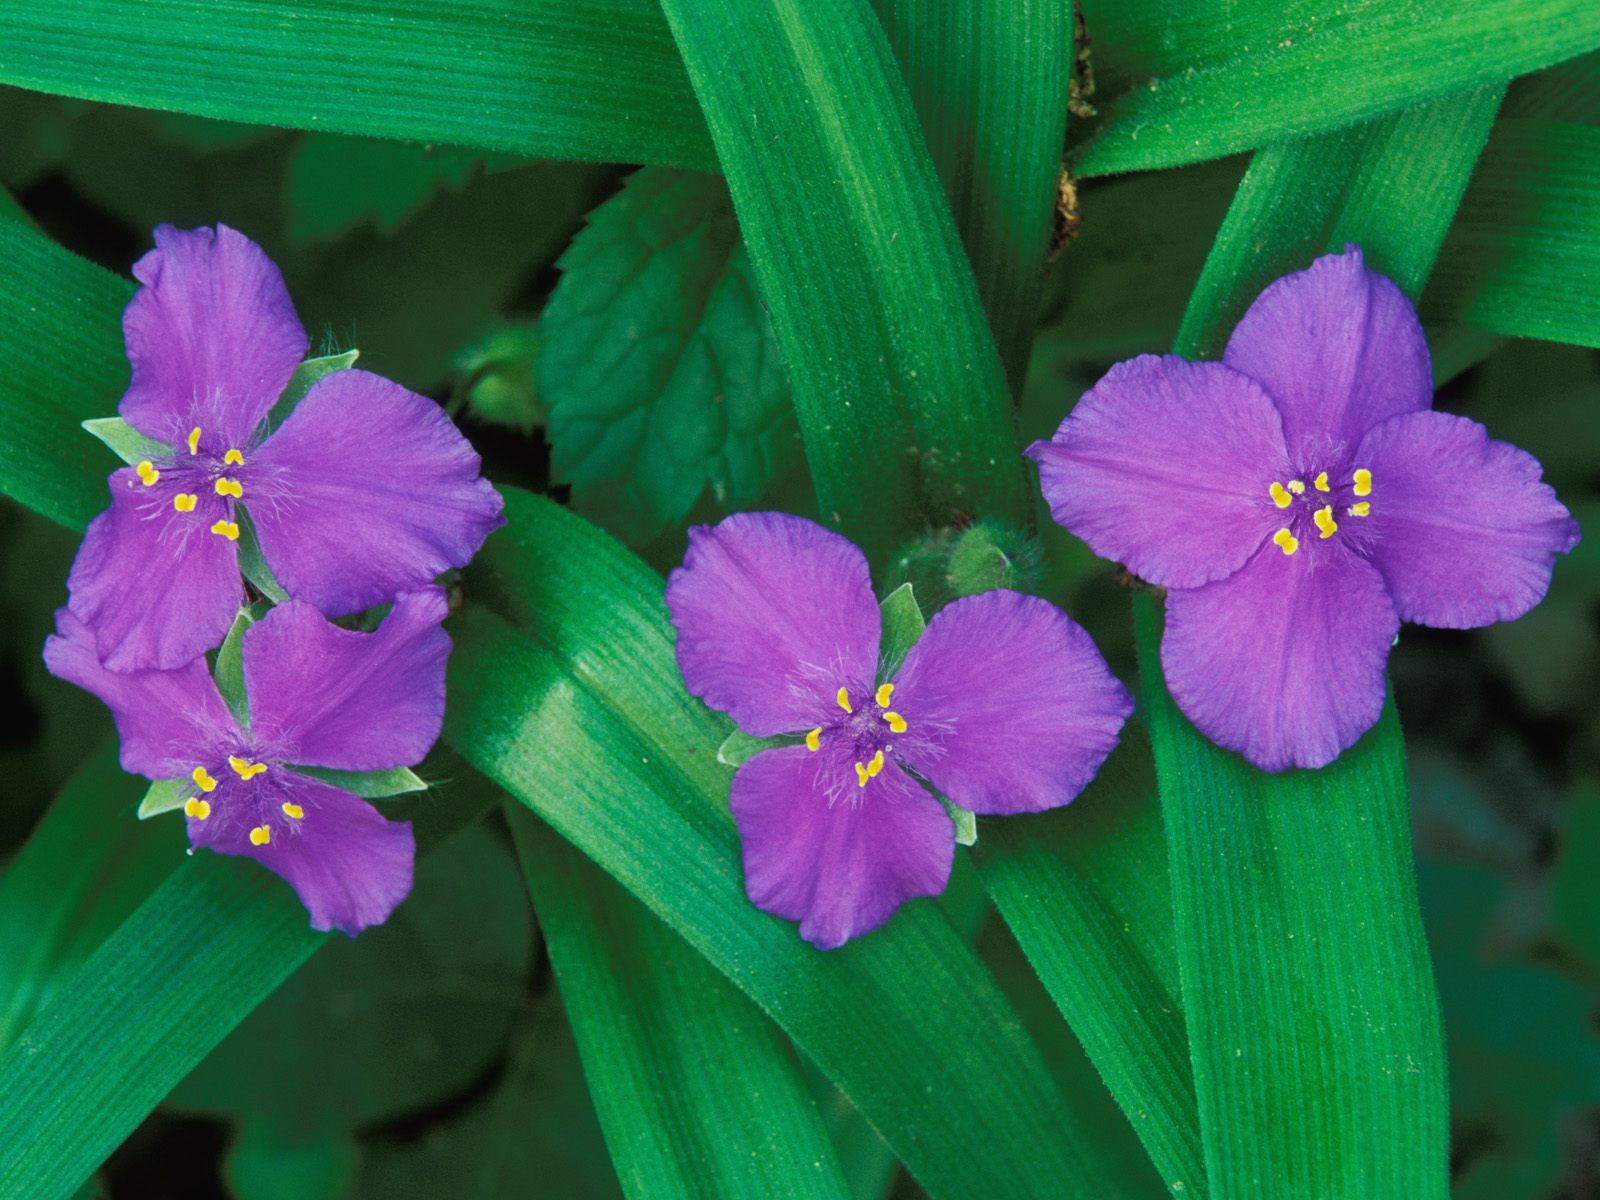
67, 224, 505, 671
665, 512, 1132, 949
1028, 247, 1581, 772
43, 588, 453, 934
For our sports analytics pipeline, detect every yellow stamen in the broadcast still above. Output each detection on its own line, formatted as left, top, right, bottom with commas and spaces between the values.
1353, 468, 1372, 497
1349, 502, 1371, 518
214, 477, 243, 498
884, 711, 907, 734
836, 687, 852, 714
136, 460, 160, 486
183, 797, 211, 821
804, 727, 821, 752
173, 493, 198, 513
1287, 479, 1306, 495
187, 426, 202, 455
210, 520, 240, 540
282, 802, 304, 820
1269, 481, 1292, 509
1314, 505, 1338, 539
1273, 529, 1299, 556
249, 825, 271, 846
867, 750, 884, 778
1313, 471, 1330, 492
228, 755, 267, 781
875, 683, 894, 708
855, 762, 870, 788
191, 766, 217, 793
223, 448, 245, 466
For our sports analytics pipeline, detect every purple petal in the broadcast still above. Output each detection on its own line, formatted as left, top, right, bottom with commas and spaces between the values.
1355, 411, 1581, 629
1223, 246, 1432, 455
121, 225, 308, 448
731, 744, 952, 949
43, 608, 238, 778
665, 513, 882, 737
1026, 355, 1288, 588
66, 467, 245, 671
889, 590, 1132, 814
249, 370, 504, 616
188, 771, 413, 936
243, 589, 450, 771
1161, 544, 1399, 772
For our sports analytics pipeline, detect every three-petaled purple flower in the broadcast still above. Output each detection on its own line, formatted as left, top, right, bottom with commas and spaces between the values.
666, 513, 1132, 949
1028, 247, 1581, 772
68, 224, 504, 671
44, 588, 450, 934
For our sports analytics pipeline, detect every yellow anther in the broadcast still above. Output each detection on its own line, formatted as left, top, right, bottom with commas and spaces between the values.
855, 762, 870, 788
1314, 472, 1330, 493
1269, 482, 1292, 509
210, 520, 240, 540
183, 797, 211, 821
884, 711, 907, 734
223, 448, 245, 466
1313, 505, 1338, 539
173, 493, 198, 513
836, 687, 852, 714
191, 766, 217, 793
804, 727, 821, 752
214, 477, 243, 498
867, 750, 884, 778
875, 683, 894, 708
282, 802, 304, 820
228, 755, 267, 781
1287, 479, 1306, 495
249, 825, 271, 846
187, 426, 202, 455
1353, 468, 1372, 497
1273, 529, 1300, 556
136, 460, 160, 486
1349, 502, 1371, 518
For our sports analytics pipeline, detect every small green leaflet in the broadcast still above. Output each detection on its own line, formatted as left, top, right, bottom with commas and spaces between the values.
214, 602, 267, 727
268, 349, 359, 427
293, 766, 429, 800
878, 583, 925, 678
716, 729, 790, 768
81, 417, 170, 466
940, 797, 978, 847
137, 779, 189, 820
236, 511, 288, 604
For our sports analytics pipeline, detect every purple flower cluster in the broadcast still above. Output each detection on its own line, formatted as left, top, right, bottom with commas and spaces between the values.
46, 225, 503, 934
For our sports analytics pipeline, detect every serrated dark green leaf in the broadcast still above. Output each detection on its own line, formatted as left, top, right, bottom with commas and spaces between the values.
542, 168, 797, 544
79, 417, 168, 467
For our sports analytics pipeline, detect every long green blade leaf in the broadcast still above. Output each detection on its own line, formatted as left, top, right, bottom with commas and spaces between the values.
0, 0, 714, 169
512, 809, 851, 1200
656, 0, 1027, 555
1073, 0, 1599, 177
445, 488, 1123, 1200
1139, 91, 1492, 1198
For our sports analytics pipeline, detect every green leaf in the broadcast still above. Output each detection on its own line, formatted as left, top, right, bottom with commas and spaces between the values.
657, 0, 1028, 556
170, 824, 532, 1132
215, 603, 266, 727
541, 168, 798, 544
0, 754, 499, 1199
287, 134, 479, 242
716, 728, 791, 769
876, 583, 925, 678
512, 809, 851, 1200
293, 766, 430, 801
79, 417, 169, 467
445, 488, 1127, 1200
0, 0, 713, 169
135, 778, 188, 821
1072, 0, 1600, 177
0, 212, 131, 532
269, 349, 360, 427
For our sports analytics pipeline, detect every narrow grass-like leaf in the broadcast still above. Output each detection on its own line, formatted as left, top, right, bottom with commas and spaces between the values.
513, 810, 851, 1200
444, 488, 1124, 1200
656, 0, 1028, 556
1073, 1, 1599, 176
0, 213, 131, 532
0, 0, 713, 169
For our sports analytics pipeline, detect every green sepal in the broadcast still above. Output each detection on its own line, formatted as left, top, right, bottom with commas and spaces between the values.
878, 583, 925, 678
136, 778, 189, 821
940, 796, 978, 847
236, 511, 288, 603
215, 602, 269, 728
292, 765, 429, 800
268, 349, 359, 427
716, 728, 793, 768
81, 417, 171, 466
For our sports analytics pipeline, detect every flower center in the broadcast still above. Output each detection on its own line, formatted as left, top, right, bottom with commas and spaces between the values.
804, 683, 909, 788
134, 423, 251, 542
1266, 467, 1372, 555
182, 752, 305, 844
